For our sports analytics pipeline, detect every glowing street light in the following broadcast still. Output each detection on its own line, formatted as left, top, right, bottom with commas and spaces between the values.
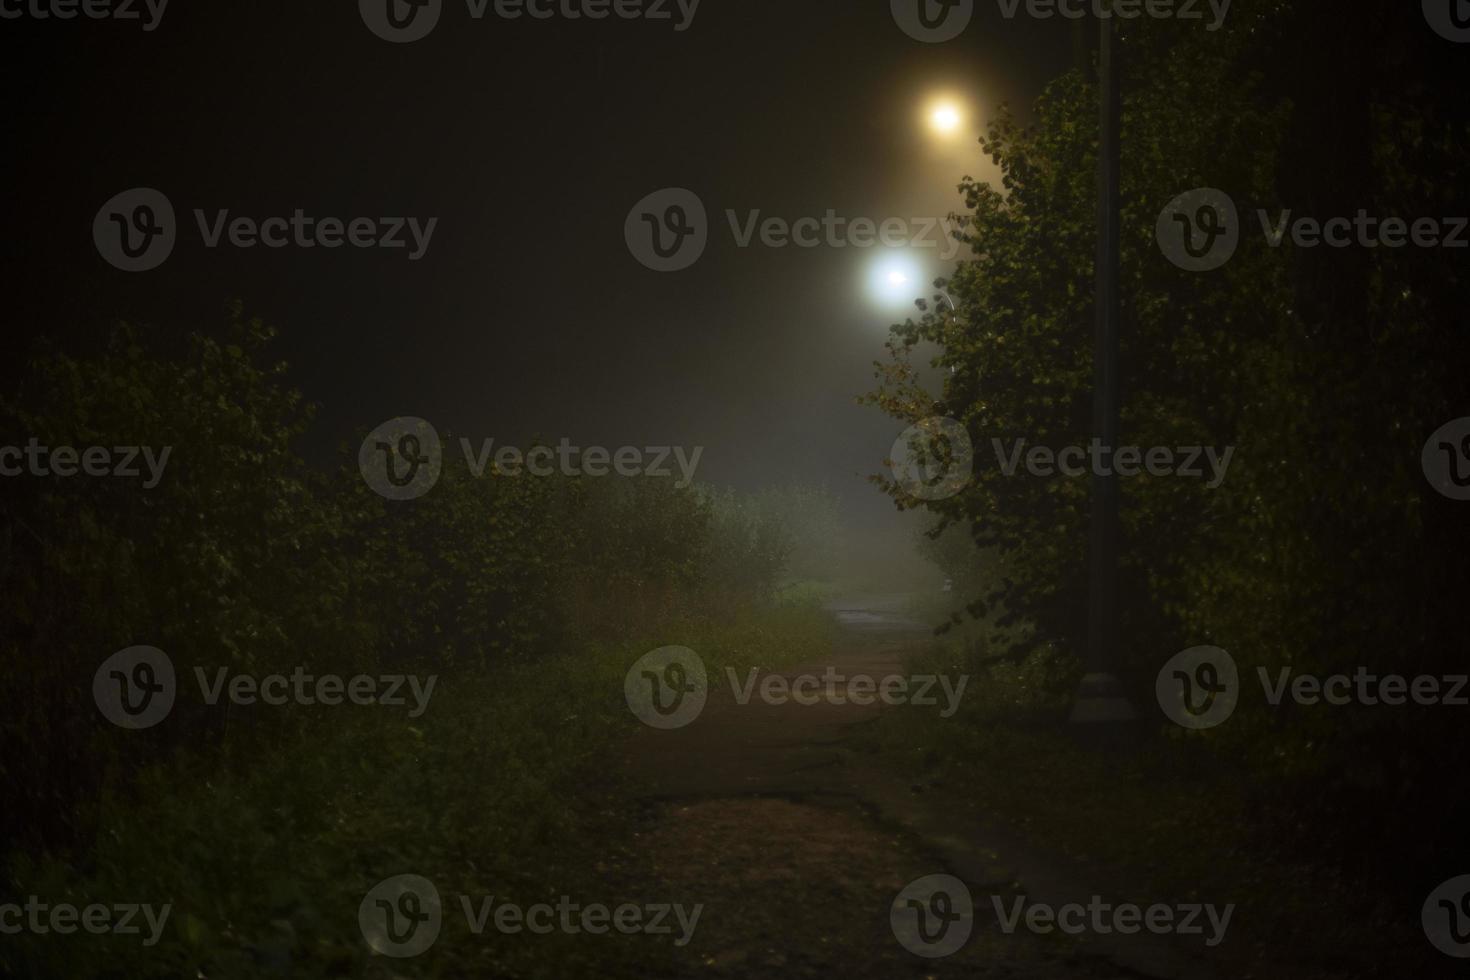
868, 253, 923, 309
923, 96, 966, 139
930, 104, 962, 134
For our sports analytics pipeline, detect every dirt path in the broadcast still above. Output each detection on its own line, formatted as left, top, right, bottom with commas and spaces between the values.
614, 595, 1144, 979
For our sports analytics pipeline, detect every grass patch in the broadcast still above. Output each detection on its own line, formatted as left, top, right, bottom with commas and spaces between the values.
2, 600, 834, 979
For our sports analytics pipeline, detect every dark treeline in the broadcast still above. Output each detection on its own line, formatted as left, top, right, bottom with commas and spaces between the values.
0, 305, 812, 864
869, 0, 1470, 898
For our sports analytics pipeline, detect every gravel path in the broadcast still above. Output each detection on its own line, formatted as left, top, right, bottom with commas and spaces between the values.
615, 595, 1143, 979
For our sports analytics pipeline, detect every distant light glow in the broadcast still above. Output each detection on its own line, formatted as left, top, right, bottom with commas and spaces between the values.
930, 104, 961, 133
923, 95, 967, 139
868, 253, 923, 309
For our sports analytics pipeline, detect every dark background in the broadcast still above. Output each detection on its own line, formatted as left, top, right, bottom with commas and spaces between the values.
1, 0, 1075, 525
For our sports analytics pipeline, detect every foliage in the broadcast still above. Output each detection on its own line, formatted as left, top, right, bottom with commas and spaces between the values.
865, 1, 1470, 888
0, 305, 813, 888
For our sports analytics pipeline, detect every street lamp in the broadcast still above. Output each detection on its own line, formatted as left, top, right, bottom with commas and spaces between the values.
1069, 15, 1137, 733
929, 102, 963, 135
869, 253, 924, 309
922, 91, 968, 138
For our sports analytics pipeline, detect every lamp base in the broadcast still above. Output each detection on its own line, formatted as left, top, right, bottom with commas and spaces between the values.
1068, 672, 1138, 726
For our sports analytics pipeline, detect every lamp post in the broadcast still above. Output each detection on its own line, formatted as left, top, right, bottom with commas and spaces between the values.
1069, 12, 1137, 731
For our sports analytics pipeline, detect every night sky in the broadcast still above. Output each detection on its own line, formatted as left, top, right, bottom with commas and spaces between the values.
3, 1, 1073, 524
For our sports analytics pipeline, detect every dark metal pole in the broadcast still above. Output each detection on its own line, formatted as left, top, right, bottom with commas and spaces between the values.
1071, 11, 1136, 728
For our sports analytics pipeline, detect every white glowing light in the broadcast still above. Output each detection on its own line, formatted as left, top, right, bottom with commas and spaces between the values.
868, 253, 924, 309
930, 104, 961, 133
